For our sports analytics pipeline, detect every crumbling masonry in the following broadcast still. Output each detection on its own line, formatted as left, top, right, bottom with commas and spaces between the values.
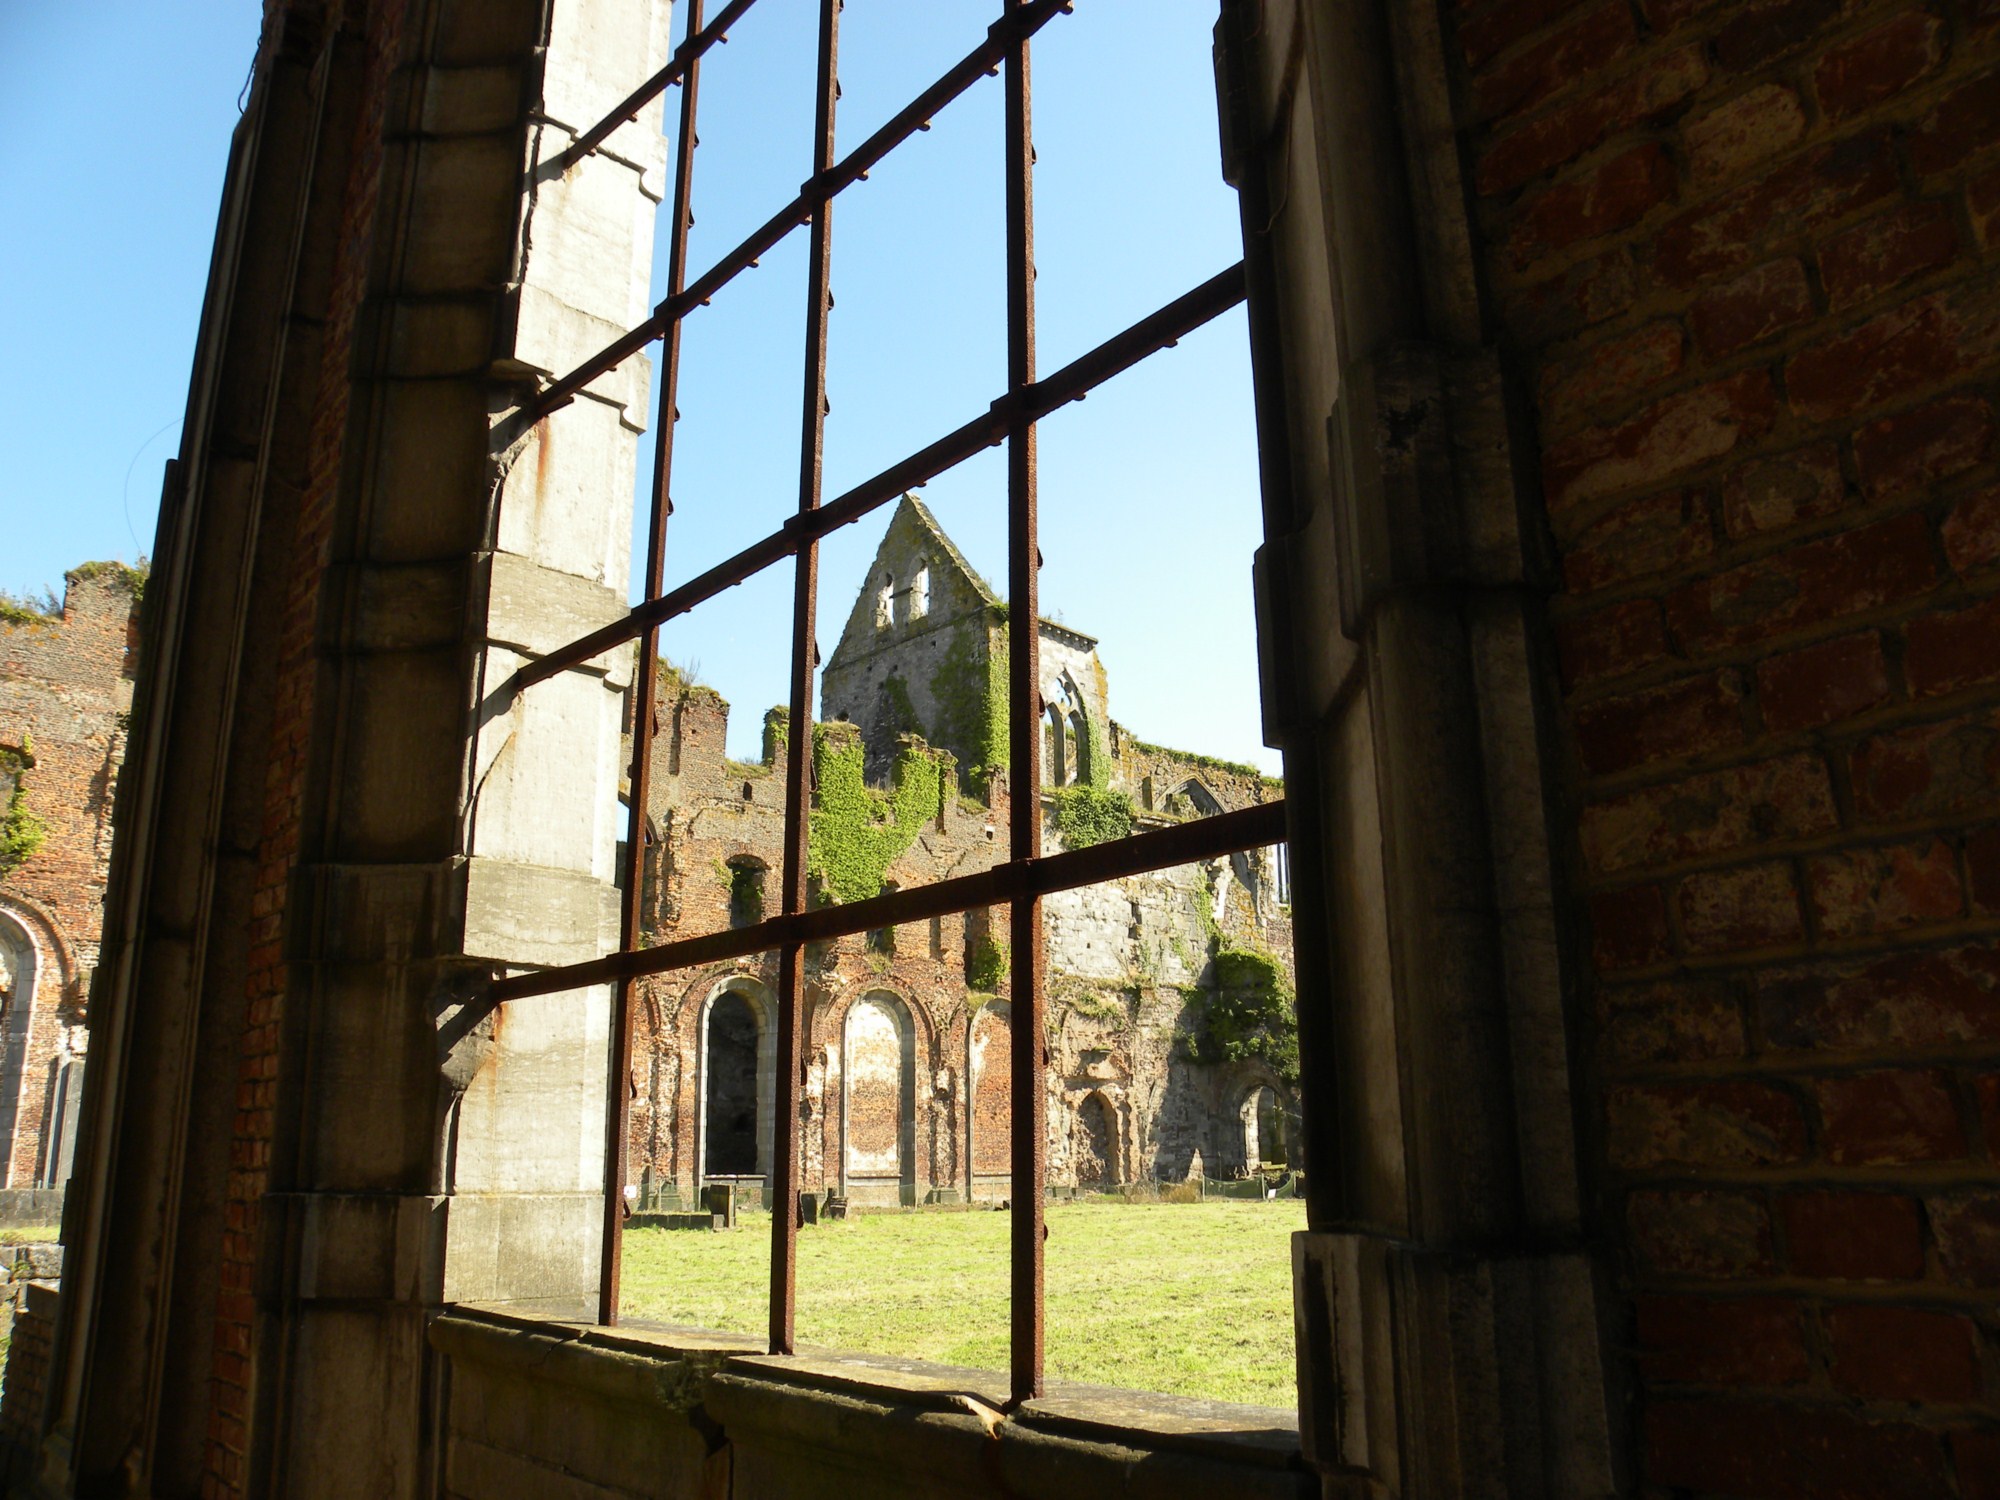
628, 497, 1295, 1205
0, 566, 141, 1193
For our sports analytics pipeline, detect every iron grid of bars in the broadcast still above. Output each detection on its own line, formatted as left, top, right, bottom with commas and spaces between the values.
491, 0, 1283, 1404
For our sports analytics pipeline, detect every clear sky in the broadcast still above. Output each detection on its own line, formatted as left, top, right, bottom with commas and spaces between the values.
0, 1, 1272, 773
0, 1, 265, 601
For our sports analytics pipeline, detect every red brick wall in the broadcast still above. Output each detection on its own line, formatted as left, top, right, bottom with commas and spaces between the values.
203, 1, 406, 1492
1456, 0, 2000, 1489
0, 572, 138, 1185
969, 1001, 1011, 1180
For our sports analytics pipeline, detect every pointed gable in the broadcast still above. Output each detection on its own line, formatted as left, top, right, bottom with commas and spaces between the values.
823, 494, 997, 675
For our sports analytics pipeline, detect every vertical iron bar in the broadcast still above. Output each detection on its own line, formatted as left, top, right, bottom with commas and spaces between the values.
600, 0, 707, 1328
771, 0, 840, 1357
1003, 0, 1045, 1407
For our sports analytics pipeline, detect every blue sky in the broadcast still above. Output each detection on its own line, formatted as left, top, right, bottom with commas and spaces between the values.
0, 1, 264, 600
0, 1, 1272, 773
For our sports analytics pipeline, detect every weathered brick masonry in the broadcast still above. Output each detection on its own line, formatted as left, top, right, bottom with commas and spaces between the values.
0, 569, 139, 1189
1455, 0, 2000, 1489
628, 505, 1297, 1206
204, 0, 408, 1492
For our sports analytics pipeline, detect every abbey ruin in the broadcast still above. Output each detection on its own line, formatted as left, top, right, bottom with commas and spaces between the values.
0, 566, 141, 1199
627, 497, 1295, 1206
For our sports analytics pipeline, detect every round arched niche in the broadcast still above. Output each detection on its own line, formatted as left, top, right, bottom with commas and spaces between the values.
1238, 1080, 1293, 1173
840, 989, 918, 1207
1072, 1090, 1118, 1188
0, 901, 75, 1189
964, 1000, 1011, 1202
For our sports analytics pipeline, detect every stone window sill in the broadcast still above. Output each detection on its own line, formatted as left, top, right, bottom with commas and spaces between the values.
438, 1304, 1309, 1498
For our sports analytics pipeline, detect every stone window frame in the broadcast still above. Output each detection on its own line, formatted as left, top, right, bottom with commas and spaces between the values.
482, 0, 1292, 1405
29, 0, 1630, 1485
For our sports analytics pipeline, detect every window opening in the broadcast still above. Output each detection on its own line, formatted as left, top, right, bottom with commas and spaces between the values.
486, 0, 1288, 1408
727, 858, 766, 929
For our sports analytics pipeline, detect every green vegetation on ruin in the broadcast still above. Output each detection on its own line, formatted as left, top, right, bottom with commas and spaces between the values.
926, 615, 1009, 795
1, 561, 150, 627
1048, 784, 1134, 850
68, 558, 148, 600
1179, 944, 1300, 1085
881, 673, 922, 742
0, 591, 60, 627
807, 722, 945, 904
620, 1198, 1305, 1407
658, 657, 723, 706
761, 706, 789, 765
1127, 736, 1274, 785
1083, 714, 1111, 790
1052, 979, 1129, 1023
966, 931, 1008, 993
0, 739, 47, 879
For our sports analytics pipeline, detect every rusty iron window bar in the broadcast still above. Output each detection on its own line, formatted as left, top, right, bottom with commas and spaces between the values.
497, 0, 1281, 1407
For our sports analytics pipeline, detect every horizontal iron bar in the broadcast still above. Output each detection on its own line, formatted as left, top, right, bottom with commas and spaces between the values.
557, 0, 758, 171
486, 798, 1284, 1003
524, 0, 1076, 423
510, 260, 1246, 689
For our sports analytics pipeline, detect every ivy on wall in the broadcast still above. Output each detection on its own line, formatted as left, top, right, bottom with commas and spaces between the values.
966, 931, 1008, 993
807, 722, 945, 904
1048, 784, 1134, 849
927, 612, 1009, 794
1178, 944, 1299, 1084
0, 738, 47, 879
1083, 713, 1112, 791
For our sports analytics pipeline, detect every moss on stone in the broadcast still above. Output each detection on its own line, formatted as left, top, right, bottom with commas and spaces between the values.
67, 558, 148, 601
1084, 714, 1112, 791
1128, 736, 1272, 785
761, 706, 789, 765
0, 592, 59, 627
882, 673, 923, 741
807, 722, 945, 904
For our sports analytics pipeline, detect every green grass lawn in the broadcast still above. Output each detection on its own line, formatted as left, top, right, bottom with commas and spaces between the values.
620, 1198, 1304, 1408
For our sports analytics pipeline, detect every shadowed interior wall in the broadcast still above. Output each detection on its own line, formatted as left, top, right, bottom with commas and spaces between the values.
1450, 0, 2000, 1490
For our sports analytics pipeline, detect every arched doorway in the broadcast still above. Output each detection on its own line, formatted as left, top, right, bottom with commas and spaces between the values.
0, 913, 36, 1189
842, 991, 916, 1206
697, 981, 776, 1194
1073, 1092, 1116, 1187
703, 991, 759, 1175
1241, 1084, 1288, 1171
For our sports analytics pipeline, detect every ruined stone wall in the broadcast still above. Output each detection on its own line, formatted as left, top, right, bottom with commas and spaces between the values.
822, 498, 1010, 787
627, 680, 1295, 1199
1455, 0, 2000, 1489
0, 568, 139, 1188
